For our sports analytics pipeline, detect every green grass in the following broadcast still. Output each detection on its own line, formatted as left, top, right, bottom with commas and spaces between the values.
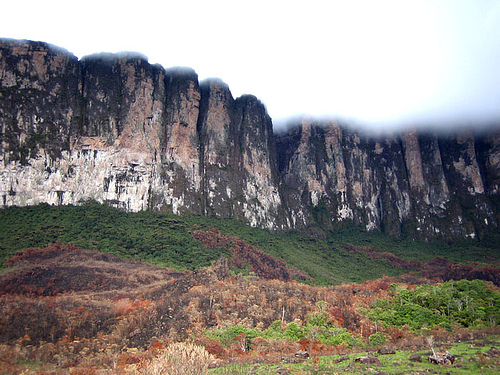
209, 339, 500, 374
0, 202, 228, 271
0, 202, 498, 285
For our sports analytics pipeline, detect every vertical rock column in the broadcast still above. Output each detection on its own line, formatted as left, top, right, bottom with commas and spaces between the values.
0, 40, 80, 164
81, 52, 166, 153
438, 131, 495, 238
197, 78, 237, 216
198, 79, 286, 229
277, 122, 412, 236
76, 53, 167, 211
323, 123, 351, 224
0, 40, 81, 206
276, 119, 339, 230
476, 129, 500, 196
401, 131, 453, 238
156, 67, 203, 214
340, 129, 411, 235
476, 130, 500, 229
233, 95, 286, 229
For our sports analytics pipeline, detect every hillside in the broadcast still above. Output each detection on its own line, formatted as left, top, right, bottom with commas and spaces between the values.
1, 38, 500, 373
0, 243, 182, 297
1, 203, 499, 286
0, 204, 499, 373
0, 241, 499, 373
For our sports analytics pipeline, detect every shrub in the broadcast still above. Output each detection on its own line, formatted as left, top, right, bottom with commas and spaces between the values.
140, 342, 215, 375
205, 325, 259, 349
264, 320, 285, 339
306, 311, 332, 328
284, 322, 305, 341
316, 328, 358, 347
368, 280, 500, 330
368, 331, 387, 347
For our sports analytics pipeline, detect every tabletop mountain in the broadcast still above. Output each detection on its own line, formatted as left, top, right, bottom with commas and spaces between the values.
1, 39, 499, 240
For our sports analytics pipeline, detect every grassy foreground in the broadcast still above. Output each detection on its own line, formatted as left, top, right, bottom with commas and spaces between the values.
210, 338, 500, 374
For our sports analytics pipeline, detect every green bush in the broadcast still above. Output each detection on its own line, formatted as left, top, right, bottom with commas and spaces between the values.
306, 311, 332, 328
264, 320, 285, 339
368, 280, 500, 330
284, 322, 305, 341
368, 331, 387, 346
316, 328, 359, 347
204, 325, 260, 350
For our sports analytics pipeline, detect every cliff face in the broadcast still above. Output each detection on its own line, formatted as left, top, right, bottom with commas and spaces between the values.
276, 120, 411, 237
198, 80, 286, 229
0, 39, 285, 229
1, 39, 499, 240
276, 119, 500, 240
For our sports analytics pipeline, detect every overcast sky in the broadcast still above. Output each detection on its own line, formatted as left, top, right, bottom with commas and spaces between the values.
2, 0, 500, 129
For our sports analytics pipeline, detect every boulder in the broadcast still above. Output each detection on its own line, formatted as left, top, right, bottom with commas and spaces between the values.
485, 347, 500, 357
409, 353, 422, 362
295, 350, 310, 359
355, 356, 380, 364
378, 347, 396, 355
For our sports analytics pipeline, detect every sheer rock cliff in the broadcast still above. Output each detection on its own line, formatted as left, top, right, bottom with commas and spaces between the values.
276, 120, 499, 240
1, 39, 499, 240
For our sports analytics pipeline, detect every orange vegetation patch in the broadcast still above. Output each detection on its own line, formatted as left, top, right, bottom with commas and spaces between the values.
193, 228, 311, 281
1, 242, 498, 373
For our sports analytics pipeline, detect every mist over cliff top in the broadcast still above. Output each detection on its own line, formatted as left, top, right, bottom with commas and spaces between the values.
2, 36, 499, 138
2, 1, 500, 131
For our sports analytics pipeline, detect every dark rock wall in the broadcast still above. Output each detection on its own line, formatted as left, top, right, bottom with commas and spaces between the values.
0, 39, 284, 226
0, 40, 80, 163
276, 119, 500, 239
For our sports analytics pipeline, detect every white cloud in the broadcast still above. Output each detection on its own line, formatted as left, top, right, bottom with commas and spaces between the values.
1, 0, 500, 128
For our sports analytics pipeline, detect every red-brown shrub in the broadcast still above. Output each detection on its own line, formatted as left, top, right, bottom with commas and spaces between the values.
194, 336, 226, 359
